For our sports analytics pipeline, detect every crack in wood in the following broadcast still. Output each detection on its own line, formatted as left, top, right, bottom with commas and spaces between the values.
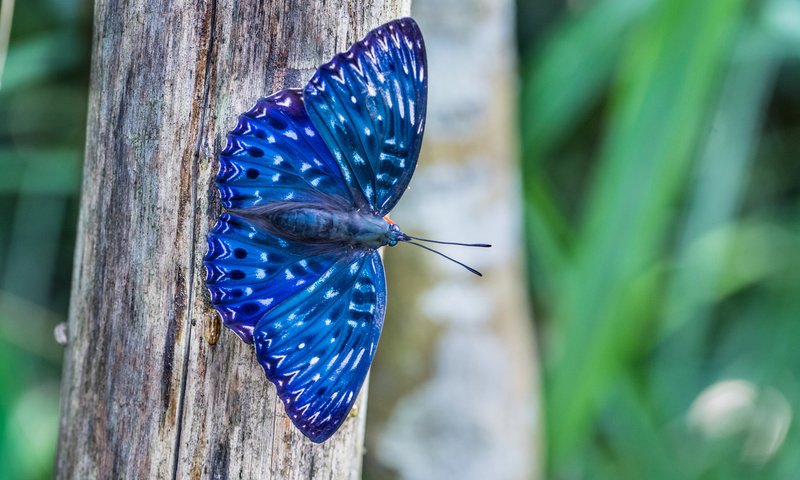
170, 1, 219, 478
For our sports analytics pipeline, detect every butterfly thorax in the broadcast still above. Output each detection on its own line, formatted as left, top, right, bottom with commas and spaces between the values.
231, 202, 401, 250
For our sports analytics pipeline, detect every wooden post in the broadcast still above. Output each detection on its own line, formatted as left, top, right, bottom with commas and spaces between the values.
56, 1, 409, 478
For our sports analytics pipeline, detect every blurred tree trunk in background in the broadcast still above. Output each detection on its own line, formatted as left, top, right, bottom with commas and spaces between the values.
364, 0, 542, 479
55, 1, 408, 478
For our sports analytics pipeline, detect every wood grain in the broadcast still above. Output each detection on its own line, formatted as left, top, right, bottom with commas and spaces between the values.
56, 1, 409, 478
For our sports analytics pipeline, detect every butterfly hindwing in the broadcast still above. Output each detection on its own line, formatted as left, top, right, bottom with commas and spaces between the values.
217, 88, 356, 210
303, 17, 427, 215
204, 213, 343, 343
254, 250, 386, 442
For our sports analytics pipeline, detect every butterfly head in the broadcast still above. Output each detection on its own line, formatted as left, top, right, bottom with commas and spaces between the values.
386, 223, 403, 247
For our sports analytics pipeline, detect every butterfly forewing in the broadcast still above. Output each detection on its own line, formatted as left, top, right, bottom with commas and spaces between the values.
303, 18, 427, 215
254, 251, 386, 442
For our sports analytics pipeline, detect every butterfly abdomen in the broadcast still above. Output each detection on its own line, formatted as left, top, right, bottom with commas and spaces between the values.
234, 203, 398, 249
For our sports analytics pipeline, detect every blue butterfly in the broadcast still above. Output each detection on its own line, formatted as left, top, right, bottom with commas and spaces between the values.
204, 17, 488, 443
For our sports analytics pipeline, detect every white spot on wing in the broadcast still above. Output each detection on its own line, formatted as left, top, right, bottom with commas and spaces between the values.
340, 349, 353, 369
352, 348, 365, 369
396, 82, 405, 118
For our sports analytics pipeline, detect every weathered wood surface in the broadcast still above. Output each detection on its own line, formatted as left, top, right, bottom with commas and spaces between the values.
56, 1, 409, 478
363, 0, 543, 479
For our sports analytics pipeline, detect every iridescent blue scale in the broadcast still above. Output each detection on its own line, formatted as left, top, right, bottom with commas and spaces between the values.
216, 89, 355, 210
204, 18, 427, 442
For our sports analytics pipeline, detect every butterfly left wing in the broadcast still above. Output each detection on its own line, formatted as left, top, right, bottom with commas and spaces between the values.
254, 250, 386, 443
217, 88, 357, 210
303, 17, 427, 215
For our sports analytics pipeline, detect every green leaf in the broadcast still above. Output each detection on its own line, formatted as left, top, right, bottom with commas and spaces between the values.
547, 0, 747, 467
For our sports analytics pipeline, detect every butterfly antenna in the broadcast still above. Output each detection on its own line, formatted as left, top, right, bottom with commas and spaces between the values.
403, 235, 491, 248
405, 241, 484, 277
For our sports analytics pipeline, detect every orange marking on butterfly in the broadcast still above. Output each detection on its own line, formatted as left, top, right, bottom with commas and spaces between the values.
383, 215, 395, 225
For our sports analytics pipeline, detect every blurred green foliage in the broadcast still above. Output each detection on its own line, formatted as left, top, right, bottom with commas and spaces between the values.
1, 0, 798, 478
0, 0, 90, 478
519, 0, 800, 478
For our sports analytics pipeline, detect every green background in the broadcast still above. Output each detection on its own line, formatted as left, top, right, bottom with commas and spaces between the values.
1, 0, 798, 478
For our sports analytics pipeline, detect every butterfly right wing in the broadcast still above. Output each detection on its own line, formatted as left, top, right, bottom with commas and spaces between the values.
254, 250, 386, 442
206, 213, 387, 442
204, 213, 342, 344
